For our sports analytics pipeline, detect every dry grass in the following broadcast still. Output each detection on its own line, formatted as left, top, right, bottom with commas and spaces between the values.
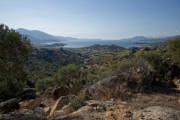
104, 105, 132, 120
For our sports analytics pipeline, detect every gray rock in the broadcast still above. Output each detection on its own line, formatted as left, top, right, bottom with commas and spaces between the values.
34, 107, 45, 115
133, 106, 180, 120
0, 98, 19, 114
44, 107, 50, 114
54, 103, 74, 117
0, 109, 46, 120
55, 106, 91, 120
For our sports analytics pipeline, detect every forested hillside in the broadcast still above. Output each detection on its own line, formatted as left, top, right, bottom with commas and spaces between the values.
26, 48, 84, 83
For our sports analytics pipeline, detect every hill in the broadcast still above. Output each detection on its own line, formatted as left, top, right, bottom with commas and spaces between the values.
16, 28, 98, 47
1, 36, 180, 120
25, 48, 84, 83
16, 28, 62, 46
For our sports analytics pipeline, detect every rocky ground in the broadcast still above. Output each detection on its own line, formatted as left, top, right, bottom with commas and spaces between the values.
55, 90, 180, 120
1, 80, 180, 120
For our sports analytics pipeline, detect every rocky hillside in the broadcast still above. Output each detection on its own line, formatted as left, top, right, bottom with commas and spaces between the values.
1, 30, 180, 120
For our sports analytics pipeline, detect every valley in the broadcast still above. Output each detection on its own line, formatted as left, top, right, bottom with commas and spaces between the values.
1, 0, 180, 119
1, 25, 180, 119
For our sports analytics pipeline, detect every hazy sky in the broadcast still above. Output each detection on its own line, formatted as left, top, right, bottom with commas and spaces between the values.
1, 0, 180, 39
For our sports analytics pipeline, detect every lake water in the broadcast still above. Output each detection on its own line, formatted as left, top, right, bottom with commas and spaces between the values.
61, 40, 141, 48
44, 40, 141, 48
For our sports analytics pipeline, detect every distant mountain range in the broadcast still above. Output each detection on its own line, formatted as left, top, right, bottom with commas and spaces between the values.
16, 28, 101, 46
16, 28, 77, 45
16, 28, 180, 48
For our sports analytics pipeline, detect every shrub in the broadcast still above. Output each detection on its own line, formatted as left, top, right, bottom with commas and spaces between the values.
35, 77, 53, 92
52, 64, 84, 94
86, 72, 98, 83
69, 95, 86, 110
135, 49, 167, 75
166, 37, 180, 68
85, 59, 157, 100
35, 64, 88, 95
0, 24, 32, 100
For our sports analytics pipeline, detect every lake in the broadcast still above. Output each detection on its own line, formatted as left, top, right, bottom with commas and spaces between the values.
60, 40, 141, 48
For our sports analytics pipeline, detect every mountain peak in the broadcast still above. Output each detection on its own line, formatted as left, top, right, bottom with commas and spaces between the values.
16, 28, 62, 45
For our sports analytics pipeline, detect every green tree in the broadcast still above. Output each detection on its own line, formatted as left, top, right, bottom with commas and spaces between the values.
166, 37, 180, 68
135, 49, 166, 75
0, 24, 32, 100
35, 77, 53, 92
53, 64, 83, 94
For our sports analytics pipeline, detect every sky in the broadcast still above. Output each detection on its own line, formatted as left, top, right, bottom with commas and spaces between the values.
0, 0, 180, 39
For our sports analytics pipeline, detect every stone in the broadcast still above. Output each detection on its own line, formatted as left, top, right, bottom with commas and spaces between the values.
21, 109, 34, 114
34, 107, 46, 117
54, 103, 74, 117
133, 106, 180, 120
43, 106, 50, 114
55, 106, 91, 120
0, 109, 46, 120
19, 99, 37, 110
0, 98, 19, 113
61, 103, 74, 114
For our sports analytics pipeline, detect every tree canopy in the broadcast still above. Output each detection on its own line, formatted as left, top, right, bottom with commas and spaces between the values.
167, 37, 180, 67
0, 24, 32, 100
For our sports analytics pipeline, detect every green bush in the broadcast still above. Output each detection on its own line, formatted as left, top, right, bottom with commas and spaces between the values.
35, 64, 88, 94
86, 59, 157, 100
86, 72, 98, 83
53, 64, 84, 94
69, 95, 86, 110
35, 77, 53, 92
135, 49, 166, 75
166, 37, 180, 68
0, 24, 32, 100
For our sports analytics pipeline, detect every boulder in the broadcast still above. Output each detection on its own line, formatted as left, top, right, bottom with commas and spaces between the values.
54, 100, 126, 120
133, 106, 180, 120
21, 88, 36, 101
0, 109, 46, 120
0, 98, 19, 114
34, 107, 46, 117
19, 100, 34, 109
43, 107, 50, 114
61, 103, 74, 114
55, 106, 91, 120
19, 99, 42, 110
54, 103, 74, 117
